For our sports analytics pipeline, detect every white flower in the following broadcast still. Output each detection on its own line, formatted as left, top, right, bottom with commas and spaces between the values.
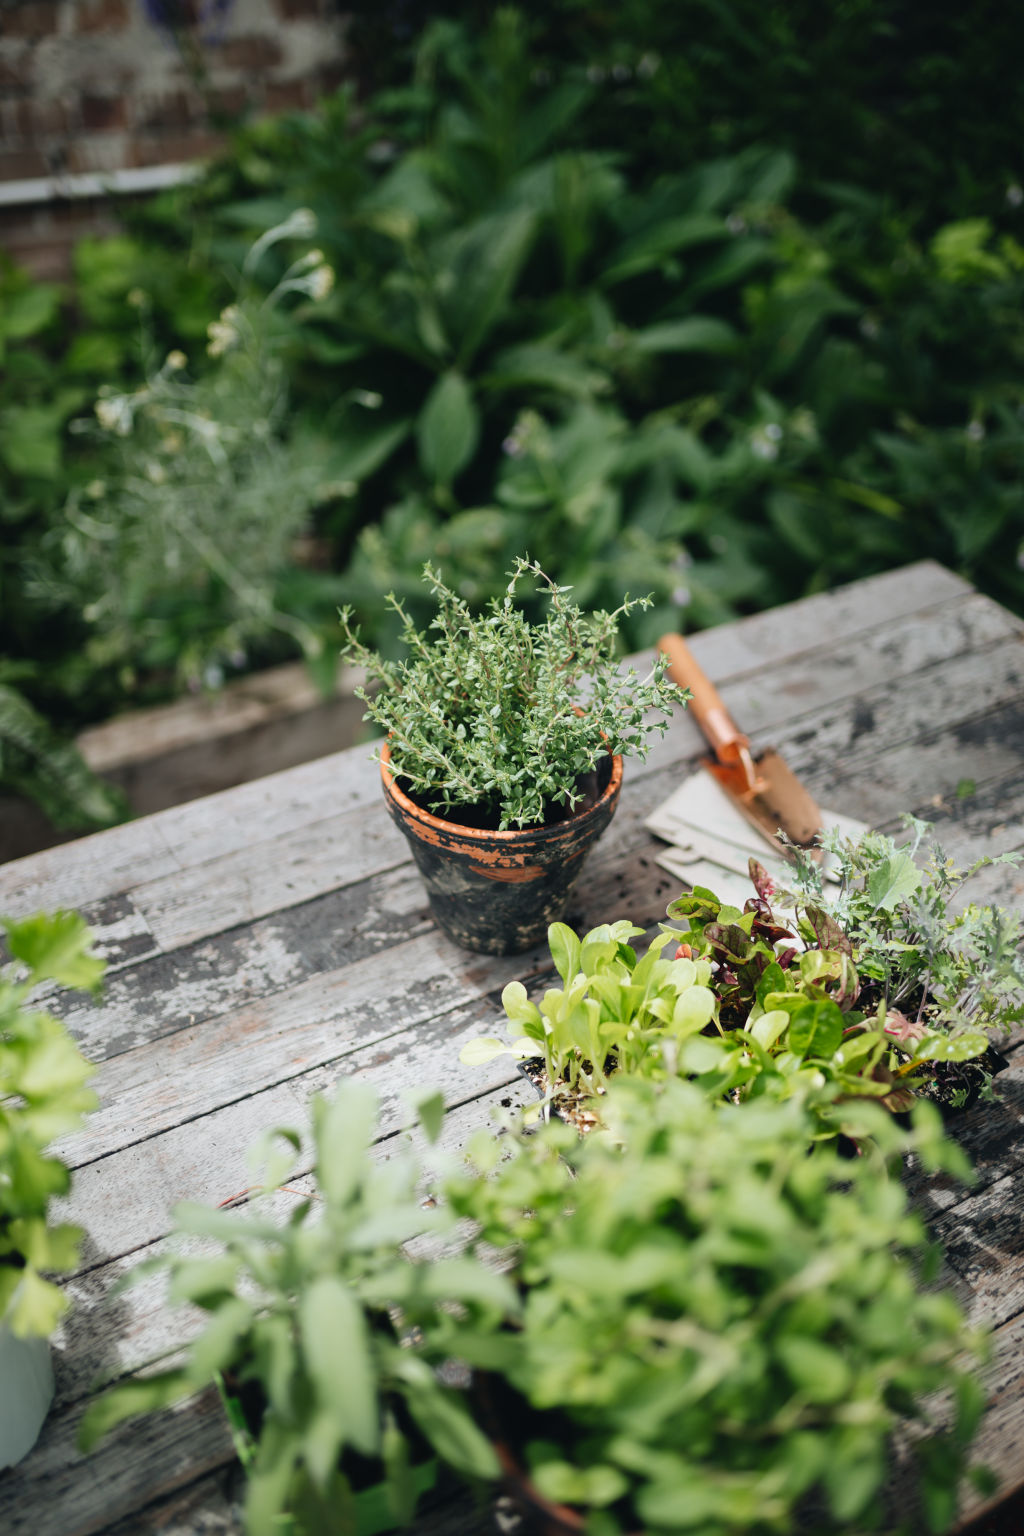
288, 207, 317, 238
966, 419, 985, 442
751, 429, 779, 461
95, 395, 134, 435
165, 350, 187, 371
307, 263, 334, 301
207, 304, 241, 358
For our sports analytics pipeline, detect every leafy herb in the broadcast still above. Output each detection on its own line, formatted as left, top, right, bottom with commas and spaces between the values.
461, 919, 716, 1109
462, 817, 1022, 1133
340, 558, 685, 829
79, 1079, 508, 1536
442, 1076, 987, 1536
0, 911, 101, 1337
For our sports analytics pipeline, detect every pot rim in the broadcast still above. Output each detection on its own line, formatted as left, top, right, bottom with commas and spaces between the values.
379, 741, 623, 845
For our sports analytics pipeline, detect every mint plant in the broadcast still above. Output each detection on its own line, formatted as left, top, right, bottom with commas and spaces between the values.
80, 1079, 508, 1536
339, 558, 685, 829
442, 1076, 988, 1536
0, 911, 101, 1337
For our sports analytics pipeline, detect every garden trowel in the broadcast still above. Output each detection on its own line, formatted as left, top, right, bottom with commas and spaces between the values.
657, 632, 822, 854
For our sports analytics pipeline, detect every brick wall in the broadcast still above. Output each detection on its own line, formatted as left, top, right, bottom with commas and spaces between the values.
0, 0, 349, 276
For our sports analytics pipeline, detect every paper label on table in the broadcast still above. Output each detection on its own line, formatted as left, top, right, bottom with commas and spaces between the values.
646, 770, 868, 901
655, 849, 770, 911
646, 770, 781, 856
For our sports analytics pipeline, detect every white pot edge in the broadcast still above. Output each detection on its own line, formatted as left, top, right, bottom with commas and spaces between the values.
0, 1321, 54, 1469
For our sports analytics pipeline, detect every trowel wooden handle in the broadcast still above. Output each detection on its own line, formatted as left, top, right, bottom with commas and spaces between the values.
657, 633, 750, 766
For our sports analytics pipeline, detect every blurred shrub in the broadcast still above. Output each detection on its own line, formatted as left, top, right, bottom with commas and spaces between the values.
2, 2, 1024, 833
173, 9, 1024, 647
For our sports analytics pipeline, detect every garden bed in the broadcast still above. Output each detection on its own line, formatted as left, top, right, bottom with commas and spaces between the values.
0, 661, 366, 865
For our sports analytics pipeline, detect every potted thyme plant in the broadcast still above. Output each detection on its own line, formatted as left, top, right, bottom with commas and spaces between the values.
1, 911, 101, 1468
440, 1076, 989, 1536
462, 817, 1023, 1137
339, 558, 685, 954
80, 1078, 509, 1536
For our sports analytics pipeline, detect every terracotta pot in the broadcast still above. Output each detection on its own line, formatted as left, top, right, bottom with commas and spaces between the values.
380, 745, 622, 955
0, 1323, 53, 1469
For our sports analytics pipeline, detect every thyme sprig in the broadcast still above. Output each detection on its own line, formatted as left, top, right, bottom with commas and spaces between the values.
340, 557, 687, 828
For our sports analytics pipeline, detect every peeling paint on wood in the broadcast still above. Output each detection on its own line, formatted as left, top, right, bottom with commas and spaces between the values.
1, 562, 1022, 1535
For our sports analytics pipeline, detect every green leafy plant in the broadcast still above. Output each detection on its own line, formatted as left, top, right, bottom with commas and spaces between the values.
461, 919, 716, 1117
36, 212, 339, 694
79, 1078, 508, 1536
195, 9, 1024, 641
339, 557, 685, 829
463, 818, 1023, 1131
442, 1074, 989, 1536
0, 911, 101, 1337
0, 682, 127, 833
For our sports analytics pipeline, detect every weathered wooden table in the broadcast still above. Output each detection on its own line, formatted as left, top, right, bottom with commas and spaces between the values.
1, 560, 1022, 1536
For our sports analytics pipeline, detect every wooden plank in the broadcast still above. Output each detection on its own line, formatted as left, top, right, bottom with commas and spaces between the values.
97, 1466, 243, 1536
46, 588, 1015, 958
885, 1295, 1024, 1531
956, 1307, 1024, 1526
697, 589, 1020, 743
54, 932, 535, 1168
76, 664, 365, 772
680, 559, 975, 682
929, 1174, 1024, 1334
0, 562, 979, 923
55, 1005, 527, 1271
756, 632, 1024, 780
50, 864, 432, 1062
904, 1050, 1024, 1216
130, 800, 408, 953
806, 700, 1024, 835
0, 1385, 235, 1536
640, 585, 1015, 780
0, 749, 384, 920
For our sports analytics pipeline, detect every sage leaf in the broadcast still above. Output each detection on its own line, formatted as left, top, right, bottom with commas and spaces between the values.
299, 1275, 379, 1458
416, 370, 479, 485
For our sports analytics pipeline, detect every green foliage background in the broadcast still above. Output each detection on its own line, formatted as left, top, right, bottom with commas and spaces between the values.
2, 1, 1024, 828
